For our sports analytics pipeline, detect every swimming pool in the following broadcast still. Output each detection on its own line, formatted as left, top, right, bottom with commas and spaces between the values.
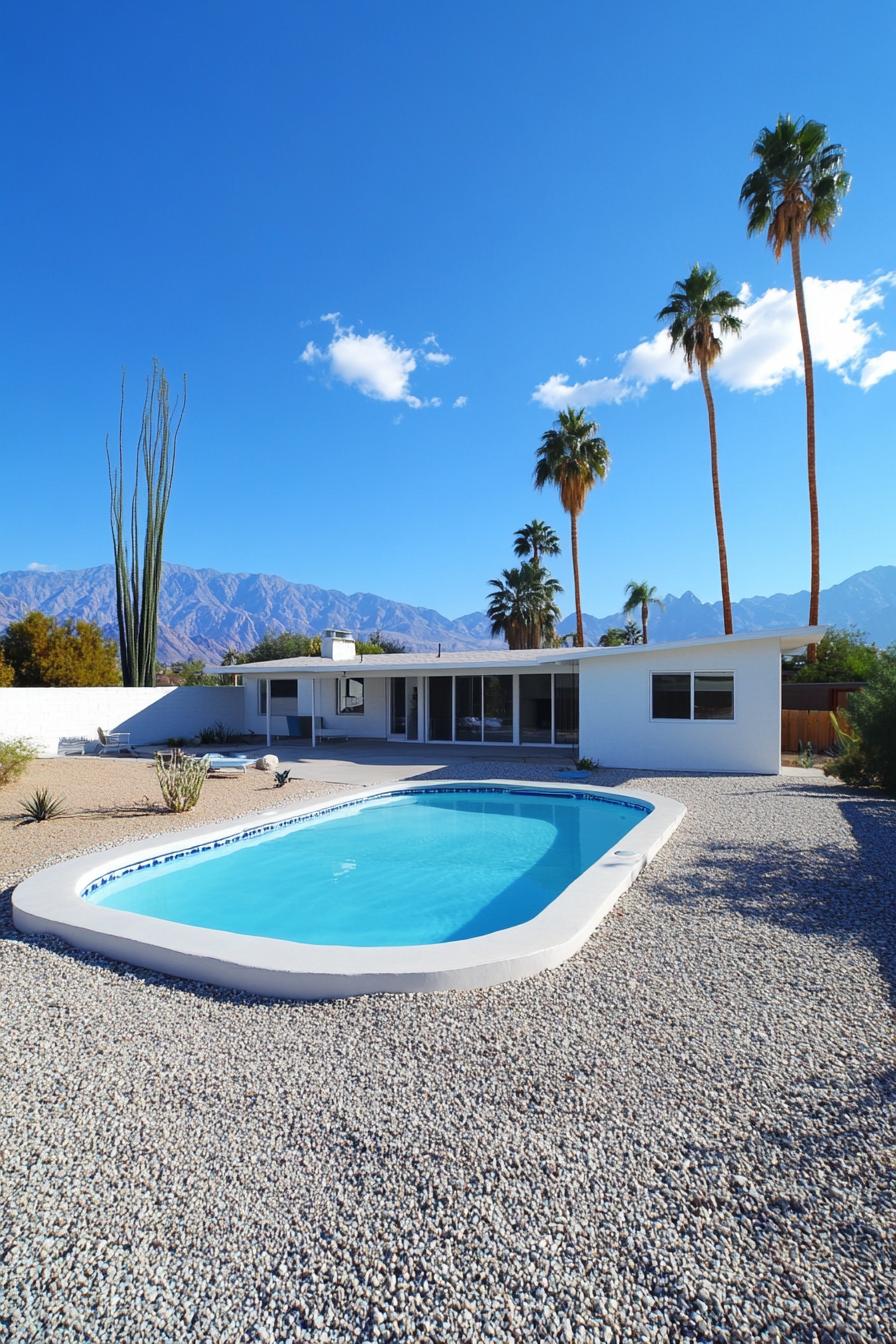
13, 781, 685, 999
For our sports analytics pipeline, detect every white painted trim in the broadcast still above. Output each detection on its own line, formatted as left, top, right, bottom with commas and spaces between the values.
12, 781, 686, 1002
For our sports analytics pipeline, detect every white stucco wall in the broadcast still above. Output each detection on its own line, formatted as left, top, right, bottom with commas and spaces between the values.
0, 687, 245, 756
577, 639, 782, 774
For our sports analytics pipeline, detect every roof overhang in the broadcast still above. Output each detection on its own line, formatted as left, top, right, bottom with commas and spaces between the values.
204, 626, 827, 678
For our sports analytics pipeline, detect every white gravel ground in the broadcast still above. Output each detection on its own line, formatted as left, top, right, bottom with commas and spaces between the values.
1, 764, 894, 1342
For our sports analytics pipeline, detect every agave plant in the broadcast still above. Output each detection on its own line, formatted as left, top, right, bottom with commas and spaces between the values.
20, 787, 66, 822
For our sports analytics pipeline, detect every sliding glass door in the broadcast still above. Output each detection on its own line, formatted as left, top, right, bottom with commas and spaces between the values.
423, 672, 573, 745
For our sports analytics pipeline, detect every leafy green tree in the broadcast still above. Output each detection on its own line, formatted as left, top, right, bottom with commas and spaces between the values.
513, 520, 561, 568
239, 631, 321, 661
787, 627, 881, 683
2, 611, 121, 686
0, 651, 14, 687
487, 563, 562, 650
167, 658, 220, 686
367, 630, 410, 654
622, 581, 665, 645
599, 627, 626, 647
658, 265, 743, 634
825, 653, 896, 795
534, 407, 610, 647
740, 117, 850, 653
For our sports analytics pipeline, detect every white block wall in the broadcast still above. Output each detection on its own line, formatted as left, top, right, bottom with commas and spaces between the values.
578, 639, 782, 774
0, 687, 245, 756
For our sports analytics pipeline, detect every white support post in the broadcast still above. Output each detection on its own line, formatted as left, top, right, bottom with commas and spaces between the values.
311, 678, 317, 748
265, 677, 271, 748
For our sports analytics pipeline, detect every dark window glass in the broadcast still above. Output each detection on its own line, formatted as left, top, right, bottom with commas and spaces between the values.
652, 673, 691, 719
337, 677, 365, 714
390, 678, 406, 735
258, 680, 267, 714
483, 675, 513, 742
428, 676, 453, 741
694, 673, 734, 721
554, 672, 579, 744
271, 679, 298, 700
455, 675, 483, 741
520, 674, 552, 743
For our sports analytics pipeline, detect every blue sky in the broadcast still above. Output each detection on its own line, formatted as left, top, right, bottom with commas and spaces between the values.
2, 1, 894, 622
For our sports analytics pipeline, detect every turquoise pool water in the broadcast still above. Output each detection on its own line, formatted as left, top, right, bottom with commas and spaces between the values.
88, 787, 649, 947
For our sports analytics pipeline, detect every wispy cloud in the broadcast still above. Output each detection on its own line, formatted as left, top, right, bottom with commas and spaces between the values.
453, 395, 468, 408
424, 350, 453, 365
532, 271, 896, 409
26, 561, 57, 572
576, 355, 589, 367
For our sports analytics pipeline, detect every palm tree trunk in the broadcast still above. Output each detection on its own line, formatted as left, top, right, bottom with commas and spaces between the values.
641, 602, 648, 645
570, 511, 584, 647
790, 230, 820, 662
699, 361, 734, 636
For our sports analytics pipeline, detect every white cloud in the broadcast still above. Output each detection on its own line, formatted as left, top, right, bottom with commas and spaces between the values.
576, 355, 589, 367
859, 349, 896, 390
300, 316, 455, 407
532, 271, 896, 407
453, 395, 468, 408
27, 561, 57, 572
531, 372, 638, 411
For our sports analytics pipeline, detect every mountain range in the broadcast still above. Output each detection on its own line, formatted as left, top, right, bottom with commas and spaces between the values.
0, 562, 894, 661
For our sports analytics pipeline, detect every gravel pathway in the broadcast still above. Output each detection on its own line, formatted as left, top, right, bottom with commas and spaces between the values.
1, 765, 894, 1342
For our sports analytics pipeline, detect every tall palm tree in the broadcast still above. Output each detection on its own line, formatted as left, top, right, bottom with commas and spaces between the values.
658, 265, 743, 635
486, 563, 562, 650
740, 116, 850, 654
513, 519, 561, 567
623, 581, 665, 645
534, 407, 610, 647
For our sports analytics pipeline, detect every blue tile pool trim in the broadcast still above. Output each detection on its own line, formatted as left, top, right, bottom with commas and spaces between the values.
82, 784, 652, 900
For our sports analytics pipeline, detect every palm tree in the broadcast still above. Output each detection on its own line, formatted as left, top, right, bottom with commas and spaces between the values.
534, 407, 610, 647
740, 116, 850, 654
513, 519, 561, 567
658, 265, 743, 635
623, 581, 665, 645
486, 563, 562, 650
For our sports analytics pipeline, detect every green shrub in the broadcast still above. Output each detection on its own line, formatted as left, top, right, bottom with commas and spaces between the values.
0, 737, 38, 787
197, 721, 241, 745
19, 787, 66, 822
824, 656, 896, 795
155, 752, 208, 812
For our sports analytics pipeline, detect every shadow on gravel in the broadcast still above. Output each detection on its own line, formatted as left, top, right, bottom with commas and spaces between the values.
671, 791, 896, 1011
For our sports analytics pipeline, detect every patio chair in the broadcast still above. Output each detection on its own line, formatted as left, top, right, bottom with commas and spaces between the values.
312, 716, 348, 744
203, 753, 253, 774
97, 727, 133, 756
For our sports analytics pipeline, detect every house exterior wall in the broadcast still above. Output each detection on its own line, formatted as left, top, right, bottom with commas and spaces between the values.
242, 675, 389, 739
0, 686, 245, 757
577, 639, 782, 774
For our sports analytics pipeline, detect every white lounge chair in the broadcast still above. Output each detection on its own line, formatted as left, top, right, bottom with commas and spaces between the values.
312, 716, 348, 744
97, 727, 133, 756
203, 753, 253, 774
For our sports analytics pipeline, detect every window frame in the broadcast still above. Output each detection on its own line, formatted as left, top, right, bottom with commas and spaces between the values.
649, 671, 735, 723
336, 676, 365, 715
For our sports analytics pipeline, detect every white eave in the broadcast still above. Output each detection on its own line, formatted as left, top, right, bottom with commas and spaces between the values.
204, 626, 826, 677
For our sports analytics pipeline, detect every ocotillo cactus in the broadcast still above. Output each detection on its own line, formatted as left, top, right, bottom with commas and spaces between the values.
106, 360, 186, 686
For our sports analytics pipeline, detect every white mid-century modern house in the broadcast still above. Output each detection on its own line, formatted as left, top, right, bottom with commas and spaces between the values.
207, 626, 825, 775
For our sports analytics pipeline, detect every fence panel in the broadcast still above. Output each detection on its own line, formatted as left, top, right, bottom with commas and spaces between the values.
780, 708, 847, 754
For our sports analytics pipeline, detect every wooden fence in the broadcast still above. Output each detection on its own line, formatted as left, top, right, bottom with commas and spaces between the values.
781, 708, 848, 754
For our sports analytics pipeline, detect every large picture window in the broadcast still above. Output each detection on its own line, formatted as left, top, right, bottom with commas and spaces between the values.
337, 677, 365, 714
652, 672, 734, 721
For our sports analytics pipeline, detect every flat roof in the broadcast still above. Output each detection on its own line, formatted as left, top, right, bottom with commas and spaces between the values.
206, 625, 826, 676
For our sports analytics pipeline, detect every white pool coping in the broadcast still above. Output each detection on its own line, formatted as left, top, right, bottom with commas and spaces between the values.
12, 780, 686, 1001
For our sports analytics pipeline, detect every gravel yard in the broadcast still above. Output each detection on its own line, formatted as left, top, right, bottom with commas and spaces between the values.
1, 760, 894, 1342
